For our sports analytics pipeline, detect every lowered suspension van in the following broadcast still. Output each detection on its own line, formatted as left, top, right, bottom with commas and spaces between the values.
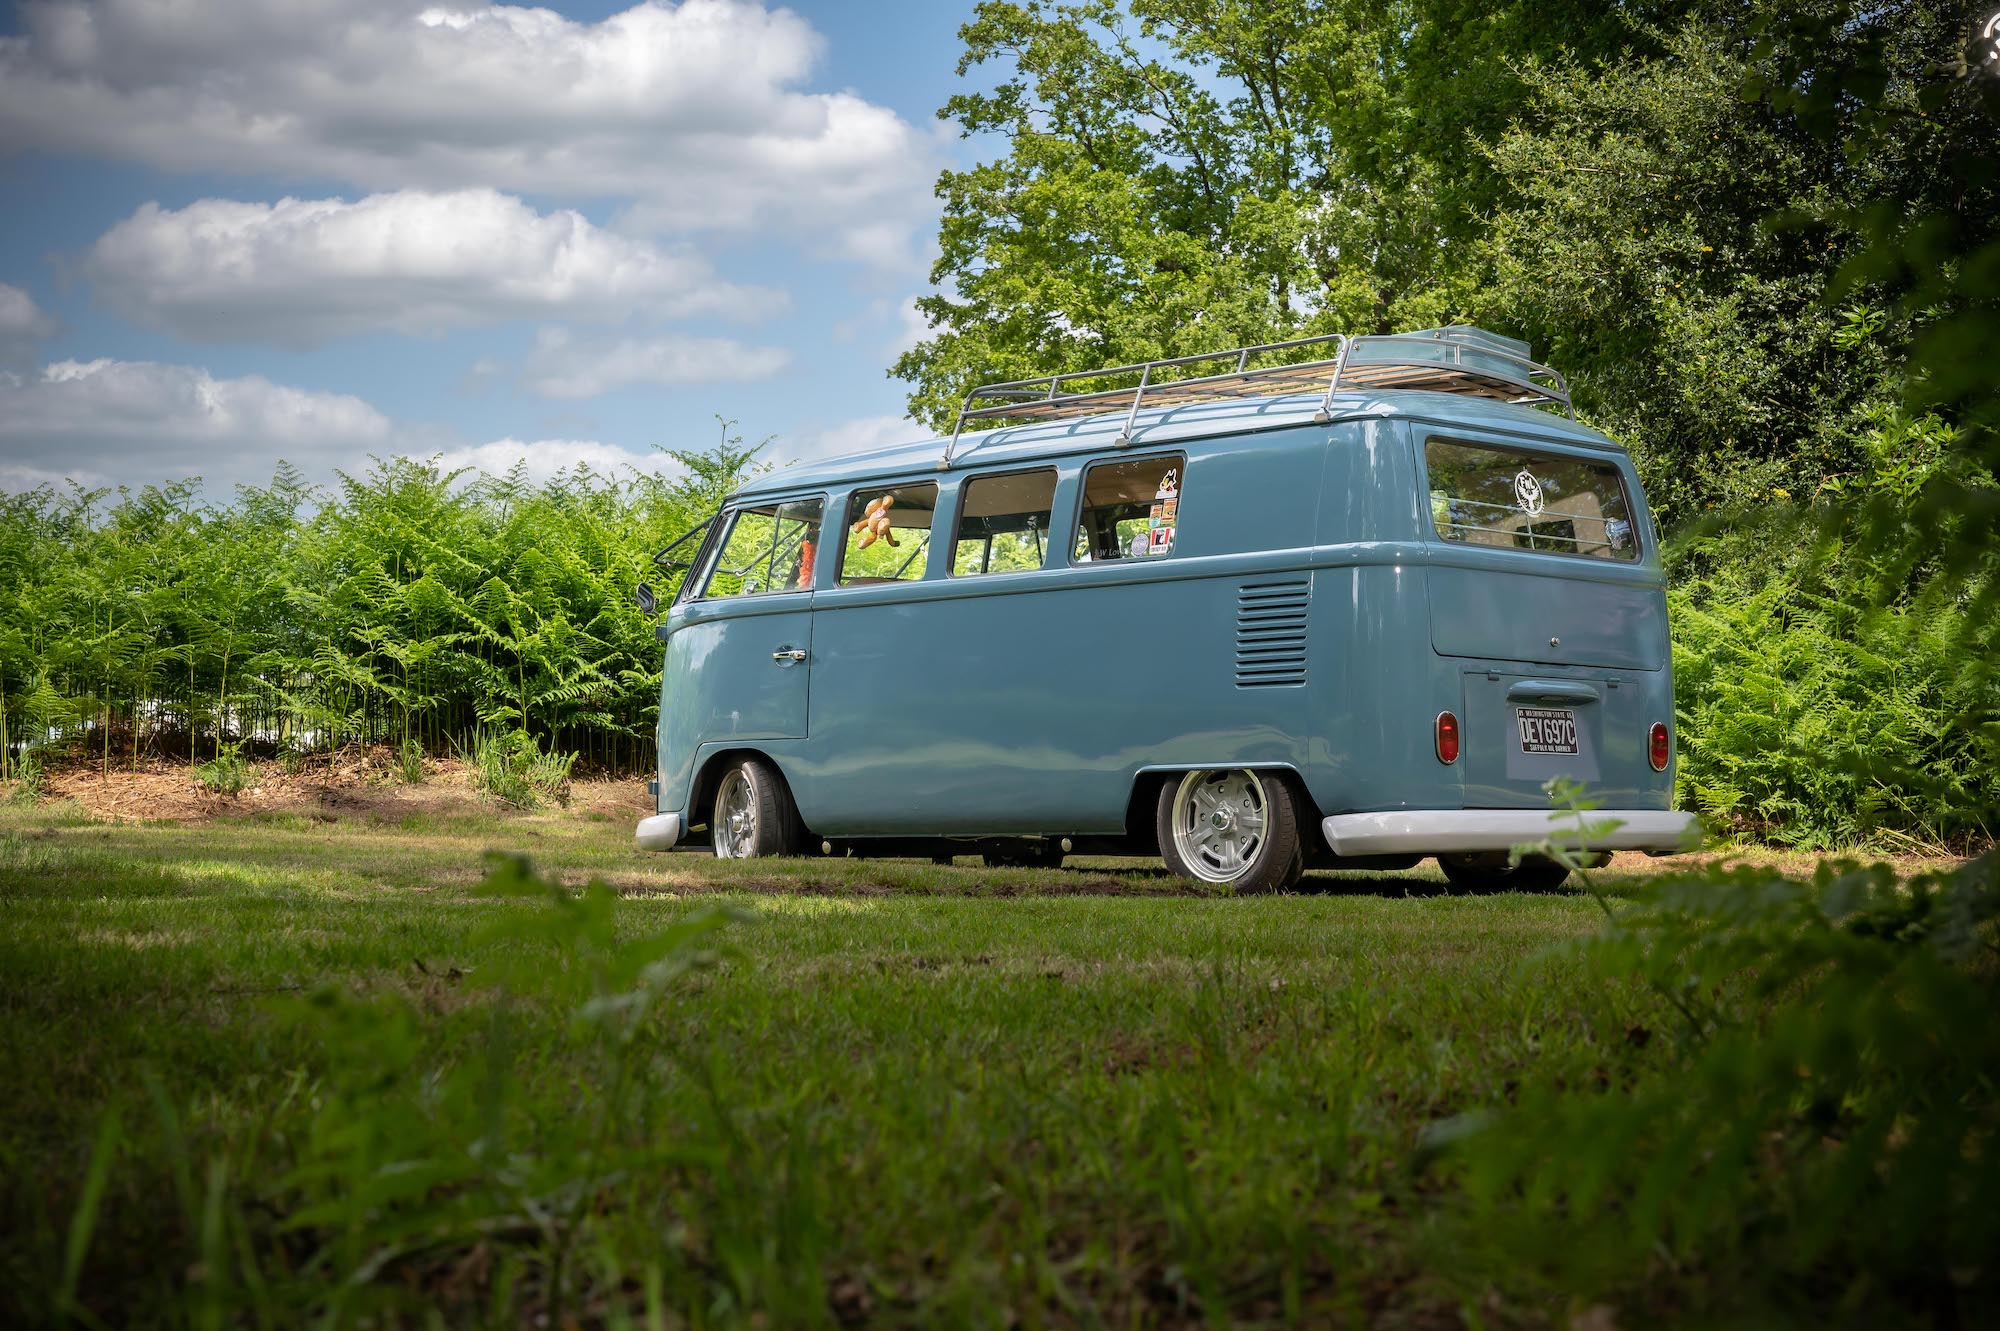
636, 327, 1697, 892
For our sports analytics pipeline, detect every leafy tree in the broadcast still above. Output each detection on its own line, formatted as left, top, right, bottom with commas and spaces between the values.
895, 1, 1688, 425
1476, 2, 1989, 521
898, 1, 1982, 519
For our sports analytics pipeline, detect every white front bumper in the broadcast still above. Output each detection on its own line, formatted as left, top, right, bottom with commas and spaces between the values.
635, 812, 683, 852
1321, 809, 1699, 857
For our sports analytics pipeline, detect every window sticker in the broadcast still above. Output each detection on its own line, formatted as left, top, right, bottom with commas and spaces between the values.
1512, 469, 1545, 517
1147, 466, 1179, 554
1425, 439, 1637, 562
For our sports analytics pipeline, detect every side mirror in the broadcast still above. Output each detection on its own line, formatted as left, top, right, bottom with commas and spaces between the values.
634, 582, 658, 616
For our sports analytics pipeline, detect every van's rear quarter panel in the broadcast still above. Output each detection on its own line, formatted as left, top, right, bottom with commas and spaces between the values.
1303, 564, 1467, 817
1302, 417, 1463, 818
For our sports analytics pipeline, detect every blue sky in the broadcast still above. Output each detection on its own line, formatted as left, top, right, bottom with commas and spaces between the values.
0, 0, 989, 496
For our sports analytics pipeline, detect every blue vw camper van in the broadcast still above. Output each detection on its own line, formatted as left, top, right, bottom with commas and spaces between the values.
635, 327, 1696, 892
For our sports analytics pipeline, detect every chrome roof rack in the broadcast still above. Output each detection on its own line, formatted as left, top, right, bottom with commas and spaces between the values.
938, 325, 1572, 469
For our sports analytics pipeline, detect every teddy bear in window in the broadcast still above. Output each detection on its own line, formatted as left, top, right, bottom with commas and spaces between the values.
851, 494, 899, 549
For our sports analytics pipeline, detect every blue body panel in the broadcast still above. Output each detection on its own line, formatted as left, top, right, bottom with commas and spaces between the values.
653, 390, 1676, 837
654, 589, 814, 817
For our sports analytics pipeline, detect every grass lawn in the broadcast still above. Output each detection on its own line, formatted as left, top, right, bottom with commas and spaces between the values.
0, 799, 1847, 1328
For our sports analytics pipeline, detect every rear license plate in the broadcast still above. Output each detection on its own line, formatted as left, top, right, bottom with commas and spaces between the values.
1516, 706, 1579, 755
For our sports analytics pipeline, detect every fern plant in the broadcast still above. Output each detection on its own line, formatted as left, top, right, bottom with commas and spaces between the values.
190, 743, 252, 796
1439, 845, 2000, 1325
463, 730, 574, 810
1668, 405, 1998, 850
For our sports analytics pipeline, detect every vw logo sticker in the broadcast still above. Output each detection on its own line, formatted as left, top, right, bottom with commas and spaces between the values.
1513, 468, 1545, 517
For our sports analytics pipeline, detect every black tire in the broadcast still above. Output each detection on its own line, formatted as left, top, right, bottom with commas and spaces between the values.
981, 840, 1065, 870
1156, 769, 1305, 894
1436, 852, 1573, 894
709, 756, 805, 859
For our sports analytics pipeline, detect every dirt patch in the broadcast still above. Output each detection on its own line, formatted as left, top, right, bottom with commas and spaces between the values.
33, 748, 647, 826
1595, 846, 1963, 881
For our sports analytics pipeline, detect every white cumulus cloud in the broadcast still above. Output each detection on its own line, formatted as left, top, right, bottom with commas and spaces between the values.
1, 0, 938, 265
520, 326, 791, 399
0, 283, 57, 363
0, 358, 395, 490
84, 189, 780, 347
422, 438, 685, 486
774, 412, 924, 467
890, 295, 939, 360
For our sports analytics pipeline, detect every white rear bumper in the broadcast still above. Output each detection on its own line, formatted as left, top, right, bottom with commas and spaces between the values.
1321, 809, 1699, 857
635, 812, 683, 852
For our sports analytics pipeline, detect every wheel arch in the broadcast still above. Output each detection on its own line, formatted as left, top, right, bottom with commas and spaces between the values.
1127, 763, 1324, 852
686, 746, 805, 843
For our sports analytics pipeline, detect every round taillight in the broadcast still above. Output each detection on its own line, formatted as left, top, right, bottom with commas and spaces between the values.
1649, 722, 1670, 771
1436, 711, 1461, 765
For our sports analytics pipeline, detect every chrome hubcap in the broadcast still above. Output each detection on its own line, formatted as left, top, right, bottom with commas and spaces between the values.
713, 770, 757, 858
1171, 769, 1267, 884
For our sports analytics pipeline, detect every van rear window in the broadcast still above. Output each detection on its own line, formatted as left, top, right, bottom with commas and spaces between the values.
1425, 440, 1638, 561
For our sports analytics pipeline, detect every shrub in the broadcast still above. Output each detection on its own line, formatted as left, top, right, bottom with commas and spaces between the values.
463, 730, 575, 809
396, 737, 425, 785
1668, 407, 1999, 850
191, 745, 252, 796
4, 750, 42, 806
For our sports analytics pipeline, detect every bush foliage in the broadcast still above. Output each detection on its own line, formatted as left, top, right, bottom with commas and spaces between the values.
1440, 824, 2000, 1325
0, 437, 756, 780
1669, 405, 1998, 849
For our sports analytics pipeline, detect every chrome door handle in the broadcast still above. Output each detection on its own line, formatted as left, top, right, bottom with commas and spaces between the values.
772, 648, 808, 662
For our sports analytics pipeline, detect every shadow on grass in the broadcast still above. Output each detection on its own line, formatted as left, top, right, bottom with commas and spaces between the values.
612, 856, 1549, 901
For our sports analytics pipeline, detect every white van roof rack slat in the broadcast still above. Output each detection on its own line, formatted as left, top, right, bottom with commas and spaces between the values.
938, 326, 1572, 470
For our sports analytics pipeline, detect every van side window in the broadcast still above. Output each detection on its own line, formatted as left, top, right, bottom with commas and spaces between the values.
1425, 439, 1638, 561
1072, 454, 1184, 563
699, 498, 826, 598
952, 469, 1057, 577
839, 482, 938, 584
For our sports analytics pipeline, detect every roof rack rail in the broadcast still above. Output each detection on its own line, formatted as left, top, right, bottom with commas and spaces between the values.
937, 325, 1571, 469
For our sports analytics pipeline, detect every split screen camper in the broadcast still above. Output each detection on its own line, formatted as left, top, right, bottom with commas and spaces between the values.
634, 327, 1696, 893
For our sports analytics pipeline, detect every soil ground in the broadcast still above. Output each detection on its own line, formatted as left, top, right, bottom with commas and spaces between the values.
33, 747, 649, 826
20, 748, 1960, 885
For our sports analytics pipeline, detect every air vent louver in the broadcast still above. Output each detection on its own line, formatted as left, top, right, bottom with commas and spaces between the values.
1235, 579, 1310, 688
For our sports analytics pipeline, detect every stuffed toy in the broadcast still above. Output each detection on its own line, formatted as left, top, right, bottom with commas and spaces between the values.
851, 494, 899, 550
